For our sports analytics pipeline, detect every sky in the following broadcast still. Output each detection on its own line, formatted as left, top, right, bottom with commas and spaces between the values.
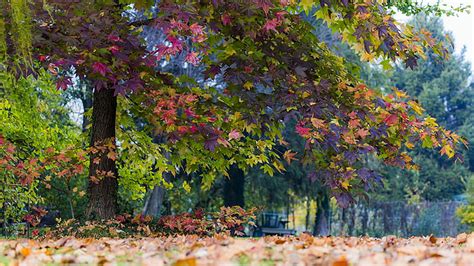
396, 0, 474, 66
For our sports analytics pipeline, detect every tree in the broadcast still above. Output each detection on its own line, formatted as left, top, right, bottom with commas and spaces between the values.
0, 69, 84, 222
0, 0, 467, 219
374, 15, 473, 202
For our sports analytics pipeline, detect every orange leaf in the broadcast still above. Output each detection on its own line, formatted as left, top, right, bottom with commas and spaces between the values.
107, 151, 117, 161
283, 150, 298, 164
174, 257, 197, 266
20, 247, 31, 257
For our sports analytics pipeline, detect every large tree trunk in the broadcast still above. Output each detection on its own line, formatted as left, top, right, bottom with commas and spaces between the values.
223, 165, 245, 207
313, 190, 330, 236
86, 88, 118, 219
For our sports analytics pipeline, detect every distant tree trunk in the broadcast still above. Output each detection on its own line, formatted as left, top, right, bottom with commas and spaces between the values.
361, 206, 368, 235
305, 197, 311, 231
400, 205, 408, 237
223, 165, 245, 207
142, 138, 170, 218
383, 204, 390, 234
313, 190, 330, 236
348, 206, 356, 235
86, 88, 118, 220
142, 185, 165, 217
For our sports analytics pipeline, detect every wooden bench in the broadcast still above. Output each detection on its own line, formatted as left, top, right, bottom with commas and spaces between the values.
260, 227, 297, 236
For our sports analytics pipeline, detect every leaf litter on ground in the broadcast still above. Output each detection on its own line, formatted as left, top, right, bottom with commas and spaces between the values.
1, 233, 474, 265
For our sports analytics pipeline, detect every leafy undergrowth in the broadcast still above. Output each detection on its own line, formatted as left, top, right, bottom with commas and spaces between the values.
31, 206, 257, 239
1, 233, 474, 265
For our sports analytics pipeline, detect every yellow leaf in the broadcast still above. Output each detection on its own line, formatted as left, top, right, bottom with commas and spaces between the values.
182, 181, 191, 193
361, 52, 375, 62
408, 100, 424, 115
243, 81, 253, 90
425, 117, 438, 127
300, 0, 314, 13
393, 87, 408, 98
441, 145, 455, 158
341, 180, 351, 190
405, 142, 414, 149
224, 45, 236, 56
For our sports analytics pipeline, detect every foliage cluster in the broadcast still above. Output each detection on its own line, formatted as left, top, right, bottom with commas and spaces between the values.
37, 206, 256, 239
457, 176, 474, 229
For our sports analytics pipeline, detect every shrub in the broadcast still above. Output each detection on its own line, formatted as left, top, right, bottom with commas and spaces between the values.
39, 206, 256, 239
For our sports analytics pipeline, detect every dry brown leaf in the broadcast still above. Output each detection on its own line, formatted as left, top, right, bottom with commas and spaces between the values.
174, 257, 197, 266
456, 232, 468, 244
332, 256, 349, 266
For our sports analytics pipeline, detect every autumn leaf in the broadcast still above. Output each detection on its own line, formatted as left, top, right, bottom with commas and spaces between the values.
243, 81, 253, 90
93, 157, 101, 165
19, 247, 31, 257
348, 118, 360, 129
310, 117, 325, 129
405, 142, 415, 149
356, 128, 369, 139
296, 125, 311, 137
440, 144, 455, 158
228, 130, 241, 140
408, 100, 424, 115
383, 114, 399, 126
174, 257, 197, 266
107, 151, 117, 161
341, 180, 351, 190
182, 181, 191, 193
283, 150, 298, 164
392, 87, 408, 98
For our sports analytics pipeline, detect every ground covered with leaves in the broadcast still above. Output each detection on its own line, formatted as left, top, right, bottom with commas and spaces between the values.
1, 233, 473, 265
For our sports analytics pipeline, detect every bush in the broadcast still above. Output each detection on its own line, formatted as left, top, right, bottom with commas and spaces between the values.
457, 175, 474, 231
38, 206, 256, 239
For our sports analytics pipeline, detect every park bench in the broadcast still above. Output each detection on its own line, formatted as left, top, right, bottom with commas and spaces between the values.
253, 212, 297, 236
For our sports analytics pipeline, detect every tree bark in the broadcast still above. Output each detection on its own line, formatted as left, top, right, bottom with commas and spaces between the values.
313, 190, 330, 236
86, 88, 118, 220
223, 165, 245, 207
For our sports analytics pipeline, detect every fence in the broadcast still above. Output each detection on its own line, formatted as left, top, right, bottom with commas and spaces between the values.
329, 201, 467, 237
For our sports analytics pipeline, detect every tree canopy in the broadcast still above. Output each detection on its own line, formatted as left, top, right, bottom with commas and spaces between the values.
0, 0, 468, 218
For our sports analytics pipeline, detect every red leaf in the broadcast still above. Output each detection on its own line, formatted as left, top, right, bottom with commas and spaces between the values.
221, 13, 232, 25
92, 62, 110, 76
383, 114, 399, 126
296, 125, 311, 137
263, 18, 279, 32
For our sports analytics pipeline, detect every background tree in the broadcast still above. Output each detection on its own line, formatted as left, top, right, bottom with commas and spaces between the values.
373, 15, 473, 202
